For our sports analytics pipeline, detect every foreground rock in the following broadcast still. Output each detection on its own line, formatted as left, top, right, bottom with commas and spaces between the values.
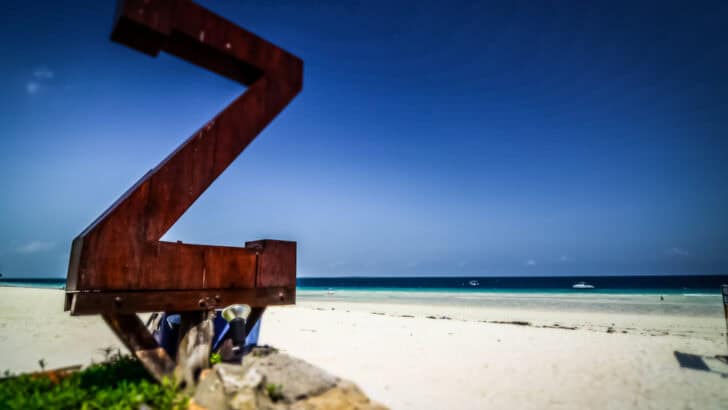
190, 347, 387, 410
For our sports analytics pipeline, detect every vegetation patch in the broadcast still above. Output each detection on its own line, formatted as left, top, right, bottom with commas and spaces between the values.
209, 352, 222, 365
0, 353, 188, 410
265, 382, 285, 402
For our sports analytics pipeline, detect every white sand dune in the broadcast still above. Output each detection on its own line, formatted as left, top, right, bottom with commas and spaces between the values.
1, 287, 727, 409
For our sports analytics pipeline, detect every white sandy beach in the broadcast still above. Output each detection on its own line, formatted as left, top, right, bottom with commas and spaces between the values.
1, 287, 726, 409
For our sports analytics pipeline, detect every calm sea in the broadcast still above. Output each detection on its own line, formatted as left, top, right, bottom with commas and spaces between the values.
0, 278, 67, 289
298, 275, 728, 295
4, 275, 724, 294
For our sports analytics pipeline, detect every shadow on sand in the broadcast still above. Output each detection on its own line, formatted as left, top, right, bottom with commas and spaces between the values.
674, 351, 728, 378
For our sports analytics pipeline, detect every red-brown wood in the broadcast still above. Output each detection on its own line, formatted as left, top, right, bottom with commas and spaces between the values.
68, 287, 294, 315
247, 240, 297, 288
102, 313, 177, 380
65, 0, 301, 314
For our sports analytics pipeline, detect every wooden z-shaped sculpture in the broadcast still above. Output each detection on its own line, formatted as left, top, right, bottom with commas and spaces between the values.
64, 0, 302, 382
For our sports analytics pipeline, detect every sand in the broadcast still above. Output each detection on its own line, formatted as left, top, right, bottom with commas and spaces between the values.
1, 287, 727, 409
0, 288, 128, 373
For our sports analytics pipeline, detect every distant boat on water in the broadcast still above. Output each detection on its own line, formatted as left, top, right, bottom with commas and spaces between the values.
572, 281, 595, 289
469, 280, 479, 287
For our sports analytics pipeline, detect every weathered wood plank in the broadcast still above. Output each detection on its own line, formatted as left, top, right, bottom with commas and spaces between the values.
102, 313, 176, 382
69, 287, 295, 315
247, 240, 297, 288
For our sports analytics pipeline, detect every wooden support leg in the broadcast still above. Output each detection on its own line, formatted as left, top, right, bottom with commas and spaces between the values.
246, 307, 266, 335
174, 310, 216, 391
102, 313, 176, 382
104, 309, 261, 388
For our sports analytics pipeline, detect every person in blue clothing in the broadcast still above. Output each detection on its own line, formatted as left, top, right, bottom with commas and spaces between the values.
153, 309, 261, 361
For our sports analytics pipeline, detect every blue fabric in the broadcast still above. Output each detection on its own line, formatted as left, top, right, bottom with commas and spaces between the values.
211, 319, 261, 351
154, 311, 262, 357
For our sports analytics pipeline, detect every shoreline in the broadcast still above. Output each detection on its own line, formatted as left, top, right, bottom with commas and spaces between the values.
1, 282, 722, 296
0, 284, 66, 289
299, 286, 723, 295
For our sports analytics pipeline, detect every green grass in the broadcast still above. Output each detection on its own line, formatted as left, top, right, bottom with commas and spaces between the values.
0, 354, 188, 410
265, 383, 284, 402
209, 352, 222, 365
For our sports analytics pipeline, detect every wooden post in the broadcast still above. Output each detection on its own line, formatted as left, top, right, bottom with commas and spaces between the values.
102, 313, 176, 381
246, 307, 266, 335
174, 310, 216, 391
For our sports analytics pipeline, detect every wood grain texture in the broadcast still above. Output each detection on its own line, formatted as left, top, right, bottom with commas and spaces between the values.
102, 313, 176, 381
65, 0, 301, 314
68, 287, 295, 316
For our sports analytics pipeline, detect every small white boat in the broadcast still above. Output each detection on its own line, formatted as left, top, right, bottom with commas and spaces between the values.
469, 280, 479, 287
572, 281, 594, 289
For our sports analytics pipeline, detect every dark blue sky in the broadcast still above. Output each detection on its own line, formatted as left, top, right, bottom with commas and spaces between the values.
1, 0, 727, 278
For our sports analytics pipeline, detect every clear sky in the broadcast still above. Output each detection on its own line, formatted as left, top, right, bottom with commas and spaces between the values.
1, 0, 727, 278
